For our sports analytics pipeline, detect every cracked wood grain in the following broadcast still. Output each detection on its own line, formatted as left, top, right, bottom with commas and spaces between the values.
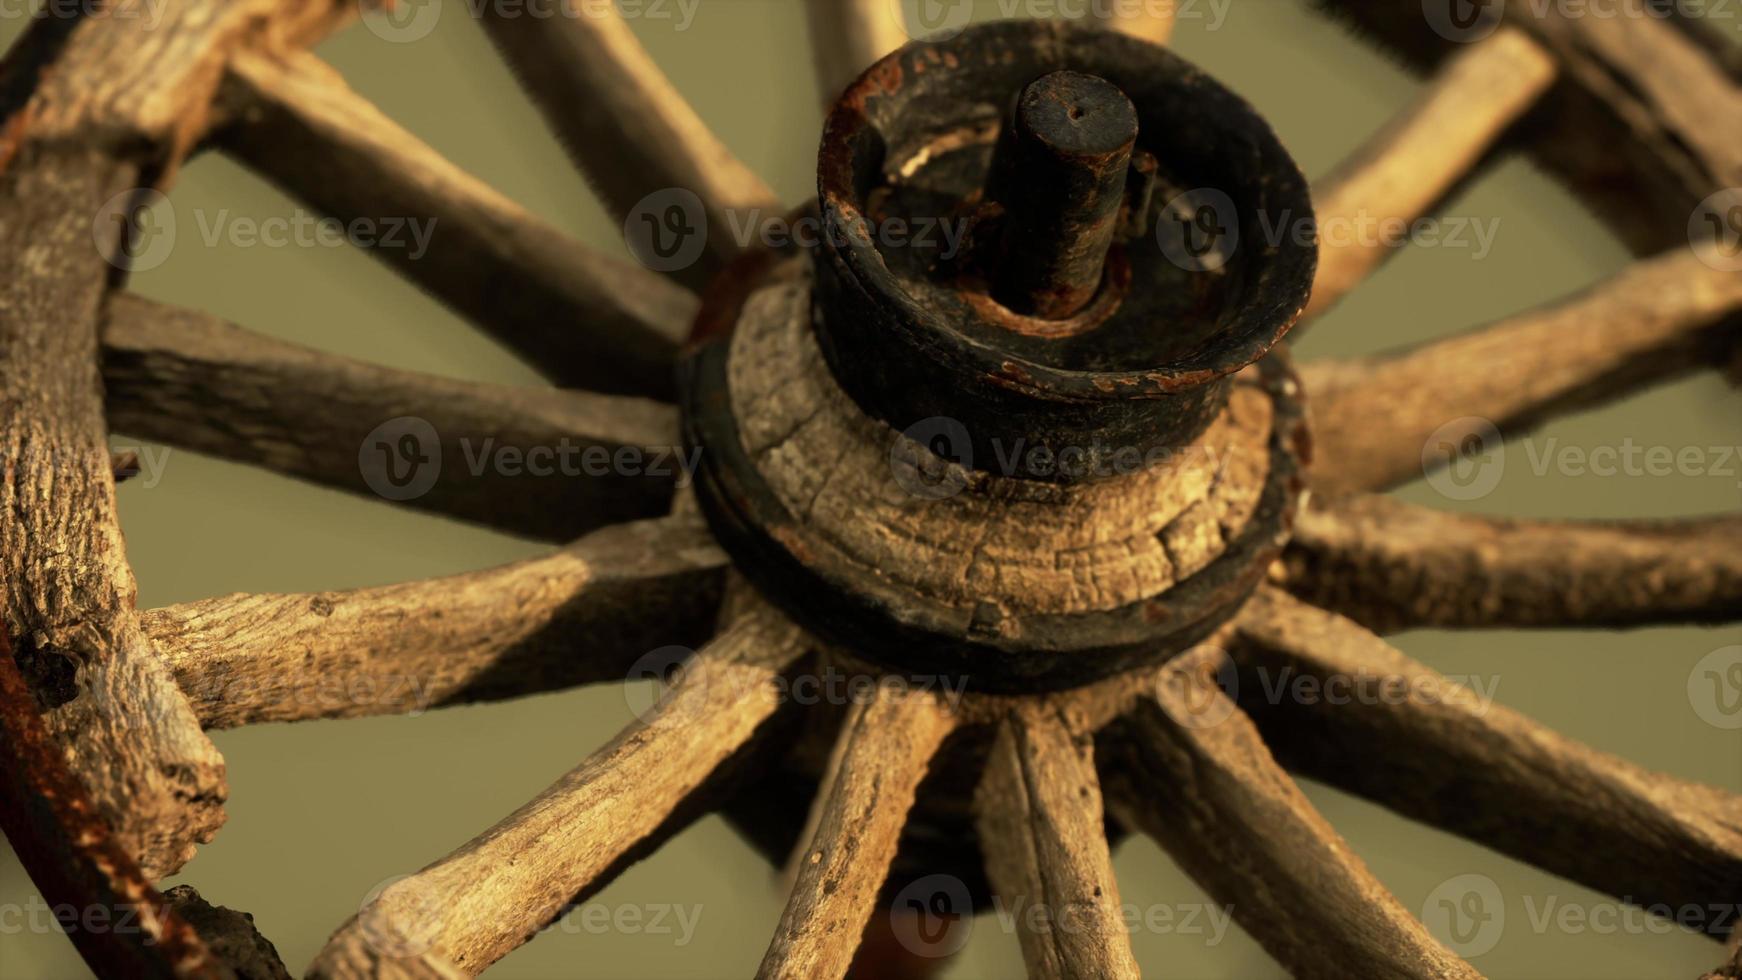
1304, 247, 1742, 495
758, 685, 959, 980
101, 292, 681, 542
975, 706, 1138, 979
1279, 494, 1742, 632
143, 516, 727, 729
804, 0, 908, 109
1234, 587, 1742, 929
307, 607, 807, 977
479, 0, 781, 291
1099, 647, 1479, 979
1304, 26, 1555, 322
215, 48, 694, 398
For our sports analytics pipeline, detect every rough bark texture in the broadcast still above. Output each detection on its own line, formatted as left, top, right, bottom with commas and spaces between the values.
1306, 26, 1556, 320
1100, 648, 1477, 979
804, 0, 907, 109
758, 687, 959, 980
162, 886, 292, 980
102, 292, 681, 542
307, 608, 808, 978
1304, 248, 1742, 495
975, 707, 1138, 979
144, 517, 727, 729
479, 0, 781, 291
216, 49, 693, 398
1234, 588, 1742, 930
1281, 494, 1742, 632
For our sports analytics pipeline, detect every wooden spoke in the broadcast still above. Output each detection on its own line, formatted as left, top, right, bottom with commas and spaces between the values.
1305, 27, 1556, 321
143, 516, 727, 729
1280, 494, 1742, 632
1305, 247, 1742, 495
1234, 587, 1742, 927
102, 292, 682, 542
307, 609, 807, 977
1088, 3, 1176, 46
216, 49, 695, 398
479, 0, 782, 290
1099, 648, 1477, 979
805, 0, 908, 109
976, 707, 1138, 980
163, 885, 293, 979
759, 684, 959, 980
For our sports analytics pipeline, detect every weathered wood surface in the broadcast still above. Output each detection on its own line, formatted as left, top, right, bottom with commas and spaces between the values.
758, 686, 959, 980
976, 707, 1138, 979
1304, 248, 1742, 495
0, 629, 229, 980
1306, 27, 1555, 320
216, 49, 694, 398
102, 292, 682, 542
1100, 648, 1477, 979
1234, 588, 1742, 927
805, 0, 907, 109
308, 609, 807, 977
162, 886, 292, 980
144, 517, 727, 729
479, 0, 781, 290
1281, 495, 1742, 632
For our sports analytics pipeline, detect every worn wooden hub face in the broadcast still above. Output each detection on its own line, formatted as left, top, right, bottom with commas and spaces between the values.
683, 20, 1315, 694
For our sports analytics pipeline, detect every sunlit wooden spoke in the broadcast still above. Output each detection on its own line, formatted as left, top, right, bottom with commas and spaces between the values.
976, 707, 1137, 980
1088, 2, 1175, 45
805, 0, 907, 110
1235, 587, 1742, 924
1304, 27, 1556, 321
1280, 494, 1742, 632
101, 292, 681, 542
479, 0, 781, 290
759, 685, 959, 980
143, 516, 726, 729
216, 49, 694, 398
1099, 648, 1477, 978
1305, 247, 1742, 495
307, 609, 807, 977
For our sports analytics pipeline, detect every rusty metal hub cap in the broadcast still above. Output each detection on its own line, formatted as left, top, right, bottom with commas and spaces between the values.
684, 19, 1316, 694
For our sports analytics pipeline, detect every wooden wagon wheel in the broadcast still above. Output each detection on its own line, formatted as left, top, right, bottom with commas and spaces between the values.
1, 1, 1739, 978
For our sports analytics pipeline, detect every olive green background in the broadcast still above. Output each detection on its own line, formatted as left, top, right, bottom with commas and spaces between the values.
2, 1, 1739, 977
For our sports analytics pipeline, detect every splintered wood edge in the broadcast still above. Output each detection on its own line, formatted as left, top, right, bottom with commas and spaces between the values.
1304, 26, 1557, 322
1099, 647, 1479, 979
477, 0, 781, 290
215, 47, 695, 398
1280, 494, 1742, 631
101, 292, 683, 542
1233, 587, 1742, 921
1303, 247, 1742, 496
975, 706, 1138, 979
758, 686, 959, 980
145, 516, 728, 729
307, 607, 808, 978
